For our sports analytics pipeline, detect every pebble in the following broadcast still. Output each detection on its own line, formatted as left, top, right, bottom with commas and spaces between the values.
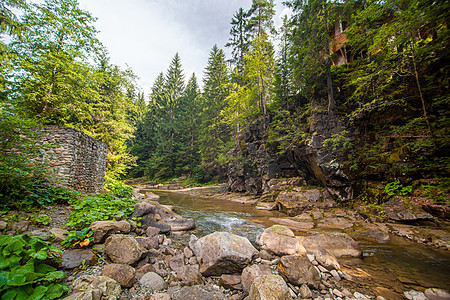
333, 288, 343, 297
330, 269, 341, 281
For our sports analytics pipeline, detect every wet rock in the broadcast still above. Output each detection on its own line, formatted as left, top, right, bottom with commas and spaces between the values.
90, 220, 131, 243
164, 218, 195, 231
148, 222, 171, 234
356, 231, 390, 243
49, 228, 69, 243
146, 226, 160, 238
241, 264, 273, 294
175, 265, 204, 286
135, 236, 159, 250
145, 192, 160, 201
171, 285, 225, 300
310, 249, 340, 271
277, 255, 320, 288
276, 190, 335, 216
72, 275, 121, 299
132, 202, 157, 218
139, 272, 168, 291
374, 287, 403, 300
300, 233, 362, 258
101, 263, 135, 288
104, 234, 143, 265
192, 232, 258, 276
317, 217, 353, 230
169, 254, 185, 272
268, 217, 315, 230
219, 274, 242, 290
384, 198, 434, 222
404, 290, 427, 300
61, 249, 97, 269
424, 288, 450, 300
248, 275, 292, 300
256, 225, 306, 256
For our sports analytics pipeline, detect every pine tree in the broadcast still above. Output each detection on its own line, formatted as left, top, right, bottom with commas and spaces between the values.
247, 0, 276, 37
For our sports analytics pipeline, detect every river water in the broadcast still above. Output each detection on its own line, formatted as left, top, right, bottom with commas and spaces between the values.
148, 190, 450, 294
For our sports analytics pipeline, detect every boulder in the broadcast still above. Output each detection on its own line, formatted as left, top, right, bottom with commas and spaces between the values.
241, 264, 272, 294
145, 191, 160, 201
424, 288, 450, 300
192, 232, 258, 276
148, 222, 171, 234
256, 225, 306, 256
300, 233, 362, 258
248, 275, 292, 300
175, 265, 204, 286
102, 264, 135, 288
171, 285, 225, 300
276, 190, 335, 216
164, 218, 195, 231
90, 220, 131, 244
277, 255, 320, 288
72, 275, 121, 299
104, 235, 143, 265
219, 275, 242, 290
136, 264, 157, 279
169, 254, 185, 272
135, 236, 159, 250
146, 226, 160, 238
404, 290, 427, 300
139, 272, 168, 291
49, 228, 69, 243
132, 202, 157, 218
61, 249, 97, 269
310, 249, 340, 271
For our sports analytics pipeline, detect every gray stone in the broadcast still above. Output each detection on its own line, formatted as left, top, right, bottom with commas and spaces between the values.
424, 288, 450, 300
104, 234, 143, 265
90, 220, 131, 243
299, 284, 312, 298
10, 220, 29, 233
148, 222, 171, 234
136, 264, 157, 279
132, 202, 157, 218
50, 228, 69, 243
242, 264, 273, 294
164, 218, 195, 231
146, 226, 160, 237
311, 249, 340, 271
135, 236, 159, 250
300, 233, 362, 258
139, 272, 168, 291
0, 221, 7, 230
219, 274, 242, 290
61, 249, 97, 269
256, 225, 306, 256
169, 254, 185, 272
404, 290, 428, 300
72, 275, 121, 299
277, 255, 320, 289
101, 264, 135, 288
192, 232, 258, 276
175, 265, 204, 286
248, 275, 292, 300
171, 285, 225, 300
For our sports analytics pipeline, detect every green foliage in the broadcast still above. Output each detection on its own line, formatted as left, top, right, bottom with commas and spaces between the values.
104, 176, 133, 198
385, 181, 412, 197
62, 228, 93, 249
0, 234, 69, 300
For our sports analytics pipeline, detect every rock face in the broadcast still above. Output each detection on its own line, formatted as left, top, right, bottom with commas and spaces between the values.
90, 220, 131, 243
61, 249, 97, 269
256, 225, 306, 256
300, 233, 362, 258
248, 275, 293, 300
171, 285, 225, 300
241, 264, 273, 294
383, 198, 434, 222
71, 275, 121, 299
139, 272, 168, 291
276, 189, 336, 216
104, 235, 143, 265
191, 232, 258, 276
102, 264, 135, 288
277, 255, 320, 288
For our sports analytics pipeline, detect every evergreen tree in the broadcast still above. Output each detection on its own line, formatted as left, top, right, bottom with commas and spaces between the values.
247, 0, 276, 37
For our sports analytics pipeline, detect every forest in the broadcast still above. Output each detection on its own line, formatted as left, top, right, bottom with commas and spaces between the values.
1, 0, 448, 205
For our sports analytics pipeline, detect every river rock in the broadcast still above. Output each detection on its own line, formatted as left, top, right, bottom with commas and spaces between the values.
49, 228, 69, 243
219, 274, 242, 290
61, 249, 97, 269
276, 189, 335, 216
175, 265, 204, 286
248, 275, 292, 300
192, 232, 258, 276
136, 264, 157, 279
404, 290, 427, 300
72, 275, 121, 299
171, 285, 225, 300
102, 264, 135, 288
164, 218, 195, 231
424, 288, 450, 300
169, 254, 185, 272
241, 264, 273, 294
104, 234, 143, 265
310, 249, 340, 271
148, 222, 171, 234
0, 221, 7, 230
132, 201, 157, 218
135, 236, 159, 250
146, 226, 160, 237
256, 225, 306, 256
90, 220, 131, 243
139, 272, 168, 291
384, 198, 434, 222
356, 230, 390, 243
277, 255, 320, 288
299, 284, 312, 298
300, 233, 362, 258
145, 191, 160, 201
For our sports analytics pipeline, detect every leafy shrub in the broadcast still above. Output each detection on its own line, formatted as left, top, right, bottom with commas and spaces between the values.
105, 176, 133, 198
0, 235, 69, 299
67, 190, 137, 230
385, 181, 412, 196
62, 228, 93, 248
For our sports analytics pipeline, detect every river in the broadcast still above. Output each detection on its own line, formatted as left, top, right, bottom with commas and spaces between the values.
146, 190, 450, 295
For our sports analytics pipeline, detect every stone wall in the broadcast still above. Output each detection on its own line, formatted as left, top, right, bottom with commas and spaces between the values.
37, 126, 107, 194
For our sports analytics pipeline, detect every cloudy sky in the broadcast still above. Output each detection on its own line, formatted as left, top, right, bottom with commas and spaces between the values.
77, 0, 290, 96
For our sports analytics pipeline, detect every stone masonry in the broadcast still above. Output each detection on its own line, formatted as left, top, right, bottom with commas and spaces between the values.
37, 126, 107, 194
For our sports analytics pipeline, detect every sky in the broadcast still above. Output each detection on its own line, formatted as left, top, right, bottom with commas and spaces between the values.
77, 0, 291, 96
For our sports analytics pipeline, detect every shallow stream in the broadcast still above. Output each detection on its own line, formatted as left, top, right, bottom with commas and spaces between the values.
148, 190, 450, 295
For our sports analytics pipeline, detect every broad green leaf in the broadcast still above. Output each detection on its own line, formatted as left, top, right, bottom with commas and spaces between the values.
7, 273, 27, 286
0, 236, 13, 247
0, 271, 8, 287
2, 240, 24, 257
44, 271, 66, 282
1, 288, 18, 300
35, 263, 56, 274
31, 250, 48, 260
29, 285, 48, 300
47, 283, 68, 299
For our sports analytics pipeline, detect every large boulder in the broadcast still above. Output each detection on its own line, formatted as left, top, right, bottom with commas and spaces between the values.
277, 255, 320, 288
424, 288, 450, 300
104, 235, 143, 265
300, 233, 362, 258
61, 249, 97, 269
171, 285, 225, 300
256, 225, 306, 256
192, 232, 258, 276
72, 275, 121, 299
102, 264, 135, 288
175, 265, 204, 286
310, 249, 340, 271
241, 264, 273, 294
248, 275, 292, 300
139, 272, 168, 291
164, 218, 195, 231
132, 202, 157, 218
90, 220, 131, 243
